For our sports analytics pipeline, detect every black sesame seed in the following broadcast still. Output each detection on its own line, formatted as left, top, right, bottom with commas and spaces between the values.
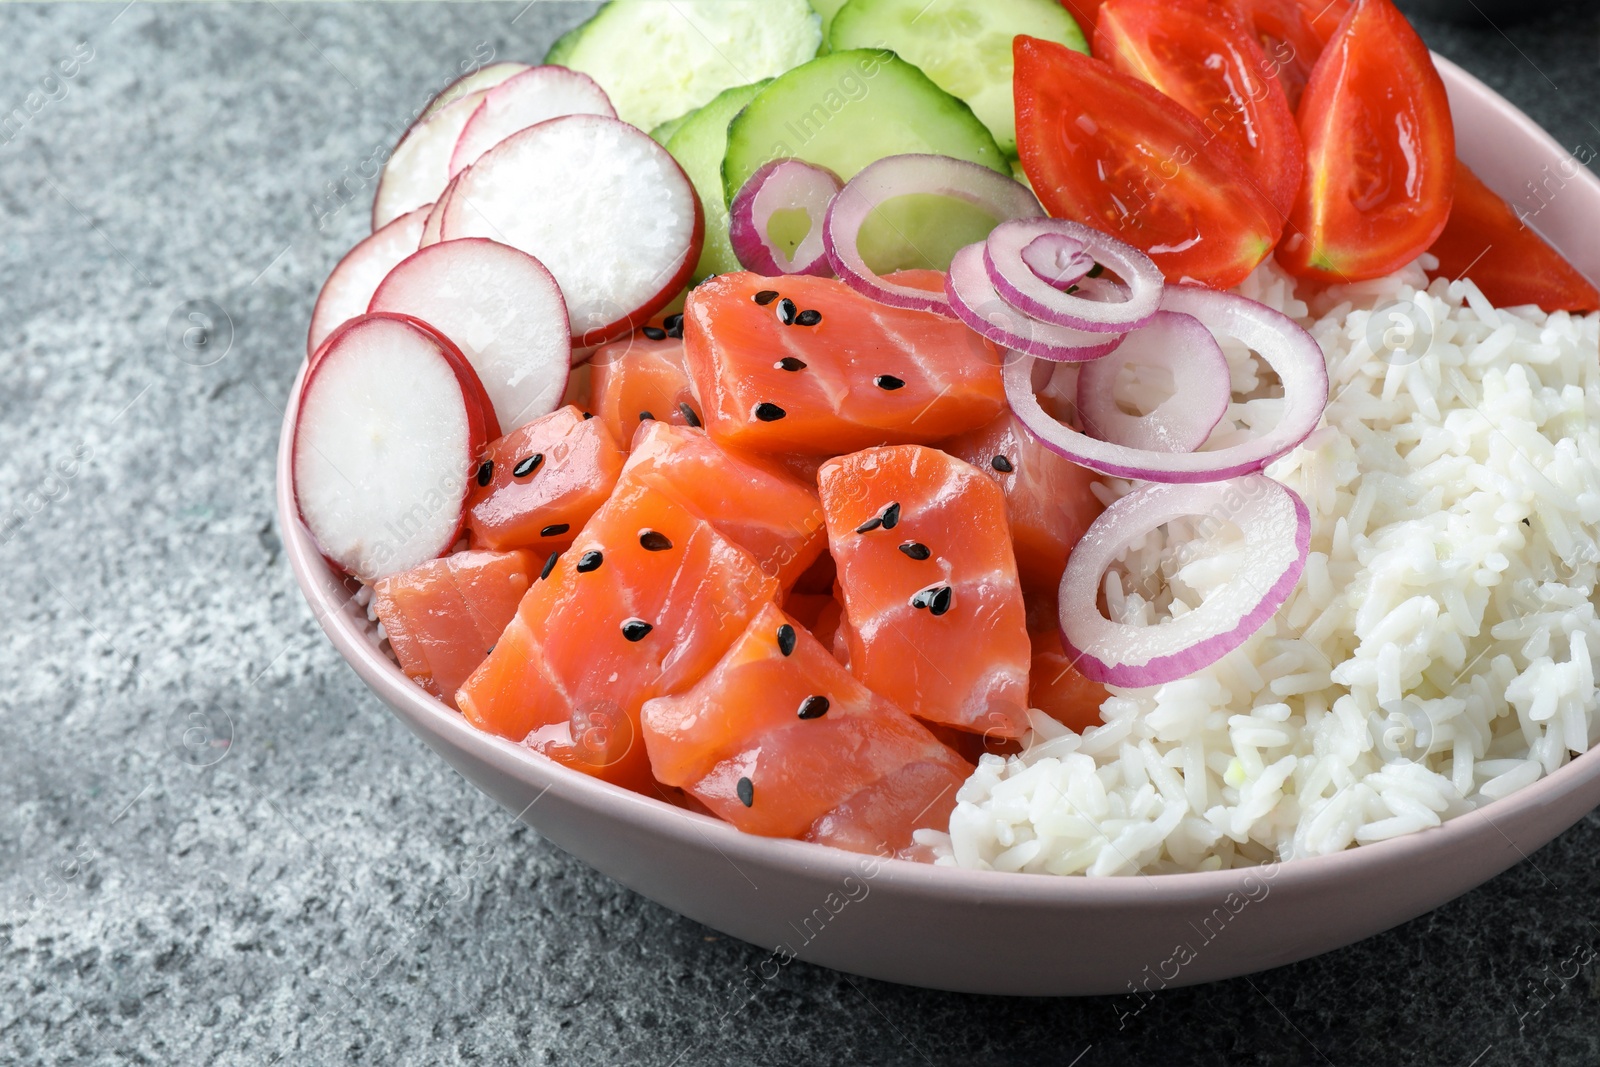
639, 411, 655, 422
622, 618, 653, 642
512, 454, 543, 478
776, 624, 796, 657
929, 586, 953, 616
1522, 517, 1532, 527
540, 523, 570, 538
476, 461, 494, 486
736, 776, 754, 807
855, 516, 883, 534
991, 454, 1014, 473
666, 322, 684, 340
678, 402, 701, 428
881, 502, 901, 530
898, 541, 931, 561
910, 589, 930, 610
639, 529, 673, 552
663, 313, 684, 332
754, 289, 780, 306
582, 412, 594, 420
576, 550, 603, 573
794, 309, 822, 327
755, 402, 786, 422
797, 695, 830, 720
776, 298, 798, 325
874, 374, 906, 391
1087, 262, 1105, 278
539, 551, 560, 581
643, 326, 667, 341
776, 356, 807, 372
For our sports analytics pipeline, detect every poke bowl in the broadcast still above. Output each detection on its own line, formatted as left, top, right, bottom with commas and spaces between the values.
280, 0, 1600, 996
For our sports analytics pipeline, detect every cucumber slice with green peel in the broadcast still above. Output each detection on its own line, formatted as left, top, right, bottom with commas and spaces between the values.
650, 108, 696, 146
722, 50, 1006, 272
807, 0, 850, 42
665, 80, 772, 283
541, 0, 821, 134
828, 0, 1087, 155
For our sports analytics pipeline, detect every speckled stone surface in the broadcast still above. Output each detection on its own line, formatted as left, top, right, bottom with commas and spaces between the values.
4, 2, 1600, 1064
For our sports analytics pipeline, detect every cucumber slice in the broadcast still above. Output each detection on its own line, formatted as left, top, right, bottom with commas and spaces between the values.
650, 108, 696, 146
828, 0, 1087, 156
665, 80, 772, 283
722, 49, 1006, 272
808, 0, 850, 41
542, 0, 821, 134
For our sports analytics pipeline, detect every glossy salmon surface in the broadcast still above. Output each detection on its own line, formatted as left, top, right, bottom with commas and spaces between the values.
588, 333, 702, 452
465, 406, 624, 553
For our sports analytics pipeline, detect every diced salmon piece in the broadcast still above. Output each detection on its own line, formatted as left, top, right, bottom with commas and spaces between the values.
941, 409, 1104, 594
819, 445, 1032, 739
640, 603, 971, 852
1029, 627, 1108, 734
588, 333, 702, 452
682, 271, 1006, 455
373, 550, 537, 708
457, 480, 778, 793
619, 421, 825, 589
465, 406, 625, 553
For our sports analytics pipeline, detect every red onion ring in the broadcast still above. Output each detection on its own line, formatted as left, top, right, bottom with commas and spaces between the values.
1059, 475, 1311, 687
947, 243, 1124, 362
728, 158, 842, 277
823, 154, 1043, 316
1004, 286, 1328, 480
1075, 311, 1230, 453
984, 218, 1163, 333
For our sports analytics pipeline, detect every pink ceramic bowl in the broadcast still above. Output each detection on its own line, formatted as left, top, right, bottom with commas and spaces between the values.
278, 56, 1600, 996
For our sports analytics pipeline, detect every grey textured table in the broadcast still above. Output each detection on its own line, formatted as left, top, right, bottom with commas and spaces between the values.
4, 3, 1600, 1064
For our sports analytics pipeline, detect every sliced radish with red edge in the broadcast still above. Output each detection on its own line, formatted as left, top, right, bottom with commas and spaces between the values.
369, 238, 573, 429
441, 114, 702, 346
293, 313, 498, 582
374, 84, 499, 232
307, 205, 430, 359
448, 66, 616, 178
416, 61, 529, 126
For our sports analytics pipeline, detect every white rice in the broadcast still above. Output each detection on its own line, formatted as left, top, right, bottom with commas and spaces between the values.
923, 257, 1600, 875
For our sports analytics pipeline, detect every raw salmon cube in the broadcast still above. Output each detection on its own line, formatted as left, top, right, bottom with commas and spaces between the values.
588, 333, 702, 451
819, 445, 1032, 739
373, 549, 537, 708
641, 603, 971, 853
466, 406, 625, 553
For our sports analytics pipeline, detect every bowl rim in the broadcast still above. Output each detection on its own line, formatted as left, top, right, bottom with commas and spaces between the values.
279, 52, 1600, 908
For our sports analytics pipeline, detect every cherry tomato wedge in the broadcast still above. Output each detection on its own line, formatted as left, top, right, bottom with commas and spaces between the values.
1095, 0, 1304, 220
1427, 163, 1599, 312
1223, 0, 1323, 108
1276, 0, 1454, 282
1297, 0, 1352, 46
1059, 0, 1108, 35
1013, 35, 1281, 289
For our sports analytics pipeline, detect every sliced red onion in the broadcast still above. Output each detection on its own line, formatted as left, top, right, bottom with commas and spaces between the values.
1059, 475, 1310, 687
728, 159, 842, 277
984, 218, 1162, 333
1075, 311, 1230, 453
1004, 285, 1328, 480
947, 243, 1123, 362
823, 153, 1042, 316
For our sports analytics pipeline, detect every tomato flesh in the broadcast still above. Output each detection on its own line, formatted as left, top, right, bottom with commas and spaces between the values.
1224, 0, 1323, 108
1427, 163, 1599, 313
1095, 0, 1304, 220
1277, 0, 1453, 281
1014, 35, 1281, 289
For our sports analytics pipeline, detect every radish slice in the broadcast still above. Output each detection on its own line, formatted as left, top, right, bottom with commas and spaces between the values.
984, 218, 1163, 333
1005, 286, 1329, 481
293, 314, 497, 581
728, 159, 841, 277
947, 243, 1123, 362
373, 90, 492, 232
1075, 312, 1230, 453
369, 238, 573, 429
417, 178, 457, 250
442, 114, 703, 347
1059, 475, 1310, 687
449, 66, 616, 179
416, 61, 530, 125
307, 205, 430, 359
824, 154, 1043, 315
